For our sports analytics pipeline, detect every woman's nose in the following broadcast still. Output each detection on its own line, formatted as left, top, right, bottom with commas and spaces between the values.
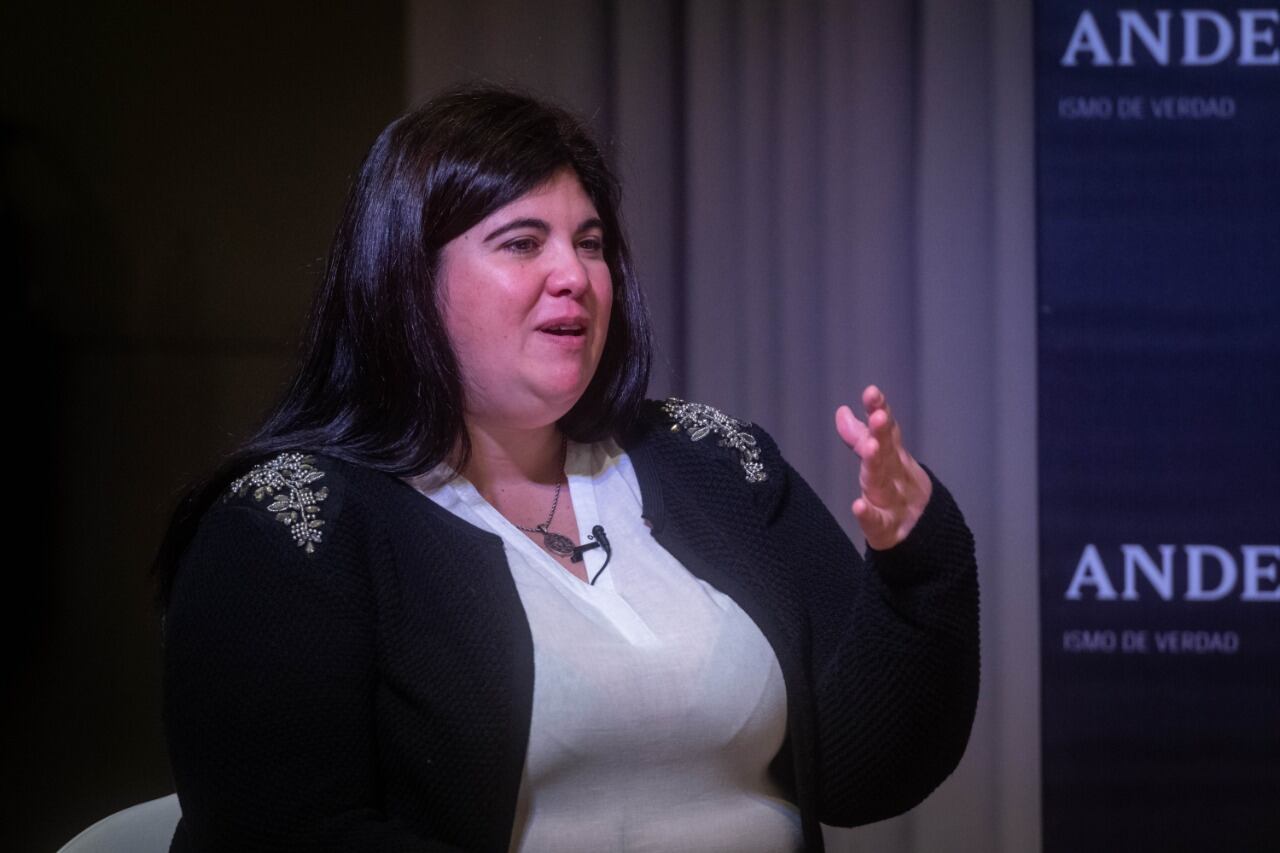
544, 241, 591, 297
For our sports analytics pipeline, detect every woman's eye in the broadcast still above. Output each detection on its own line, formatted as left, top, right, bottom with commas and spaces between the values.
577, 236, 605, 254
504, 237, 539, 254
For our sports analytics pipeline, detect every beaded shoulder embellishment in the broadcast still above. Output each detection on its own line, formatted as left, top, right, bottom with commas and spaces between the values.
226, 452, 329, 553
661, 398, 767, 483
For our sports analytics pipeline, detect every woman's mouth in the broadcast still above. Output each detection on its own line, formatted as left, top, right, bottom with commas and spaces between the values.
536, 321, 589, 351
532, 315, 586, 335
538, 322, 586, 337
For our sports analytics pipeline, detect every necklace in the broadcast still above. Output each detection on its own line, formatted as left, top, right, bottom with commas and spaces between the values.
512, 439, 579, 558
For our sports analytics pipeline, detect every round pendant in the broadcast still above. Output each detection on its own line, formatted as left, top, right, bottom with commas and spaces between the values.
541, 531, 577, 557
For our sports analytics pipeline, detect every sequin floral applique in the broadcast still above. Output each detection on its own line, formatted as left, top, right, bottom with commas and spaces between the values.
227, 452, 329, 553
661, 398, 766, 483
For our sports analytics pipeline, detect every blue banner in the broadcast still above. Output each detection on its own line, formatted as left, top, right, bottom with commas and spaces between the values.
1035, 3, 1280, 850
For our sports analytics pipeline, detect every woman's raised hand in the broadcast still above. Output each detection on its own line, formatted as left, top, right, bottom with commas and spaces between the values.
835, 385, 933, 551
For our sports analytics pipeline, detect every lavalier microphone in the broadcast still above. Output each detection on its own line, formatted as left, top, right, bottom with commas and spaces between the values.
570, 524, 613, 584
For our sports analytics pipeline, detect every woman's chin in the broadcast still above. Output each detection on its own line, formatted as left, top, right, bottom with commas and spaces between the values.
537, 384, 592, 422
466, 383, 591, 431
532, 367, 598, 408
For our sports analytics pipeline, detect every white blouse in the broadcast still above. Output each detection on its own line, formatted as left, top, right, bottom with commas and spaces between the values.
414, 439, 802, 853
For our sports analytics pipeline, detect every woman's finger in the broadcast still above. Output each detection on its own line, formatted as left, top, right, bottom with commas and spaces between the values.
862, 384, 885, 413
860, 407, 913, 501
868, 407, 896, 445
853, 496, 895, 549
859, 447, 900, 506
864, 393, 906, 465
858, 436, 880, 463
863, 388, 903, 455
834, 404, 871, 454
842, 403, 896, 509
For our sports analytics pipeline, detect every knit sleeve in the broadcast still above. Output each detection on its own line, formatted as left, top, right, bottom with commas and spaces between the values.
758, 433, 980, 827
163, 489, 459, 851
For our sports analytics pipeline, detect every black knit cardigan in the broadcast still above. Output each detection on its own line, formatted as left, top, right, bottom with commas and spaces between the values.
163, 400, 979, 852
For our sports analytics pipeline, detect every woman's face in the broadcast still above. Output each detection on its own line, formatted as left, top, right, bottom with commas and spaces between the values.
437, 169, 613, 432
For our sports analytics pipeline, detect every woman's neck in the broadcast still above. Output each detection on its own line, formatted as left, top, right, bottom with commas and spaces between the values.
458, 419, 565, 503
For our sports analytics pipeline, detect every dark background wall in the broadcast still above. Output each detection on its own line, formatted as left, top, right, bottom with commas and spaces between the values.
2, 3, 404, 848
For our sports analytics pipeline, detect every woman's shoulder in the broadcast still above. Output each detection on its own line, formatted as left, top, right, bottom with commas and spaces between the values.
186, 450, 402, 583
166, 452, 377, 635
193, 449, 469, 569
625, 398, 788, 523
163, 453, 388, 682
632, 397, 783, 480
218, 451, 340, 554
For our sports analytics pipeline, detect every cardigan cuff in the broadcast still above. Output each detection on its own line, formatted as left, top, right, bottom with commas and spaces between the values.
863, 465, 970, 589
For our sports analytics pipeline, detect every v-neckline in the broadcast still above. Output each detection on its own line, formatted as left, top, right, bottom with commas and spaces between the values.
446, 442, 611, 592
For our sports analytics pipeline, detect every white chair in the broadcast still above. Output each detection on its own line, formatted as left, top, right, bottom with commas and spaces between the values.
58, 794, 181, 853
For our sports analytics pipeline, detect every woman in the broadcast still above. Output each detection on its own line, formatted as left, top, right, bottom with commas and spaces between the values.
158, 85, 978, 852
